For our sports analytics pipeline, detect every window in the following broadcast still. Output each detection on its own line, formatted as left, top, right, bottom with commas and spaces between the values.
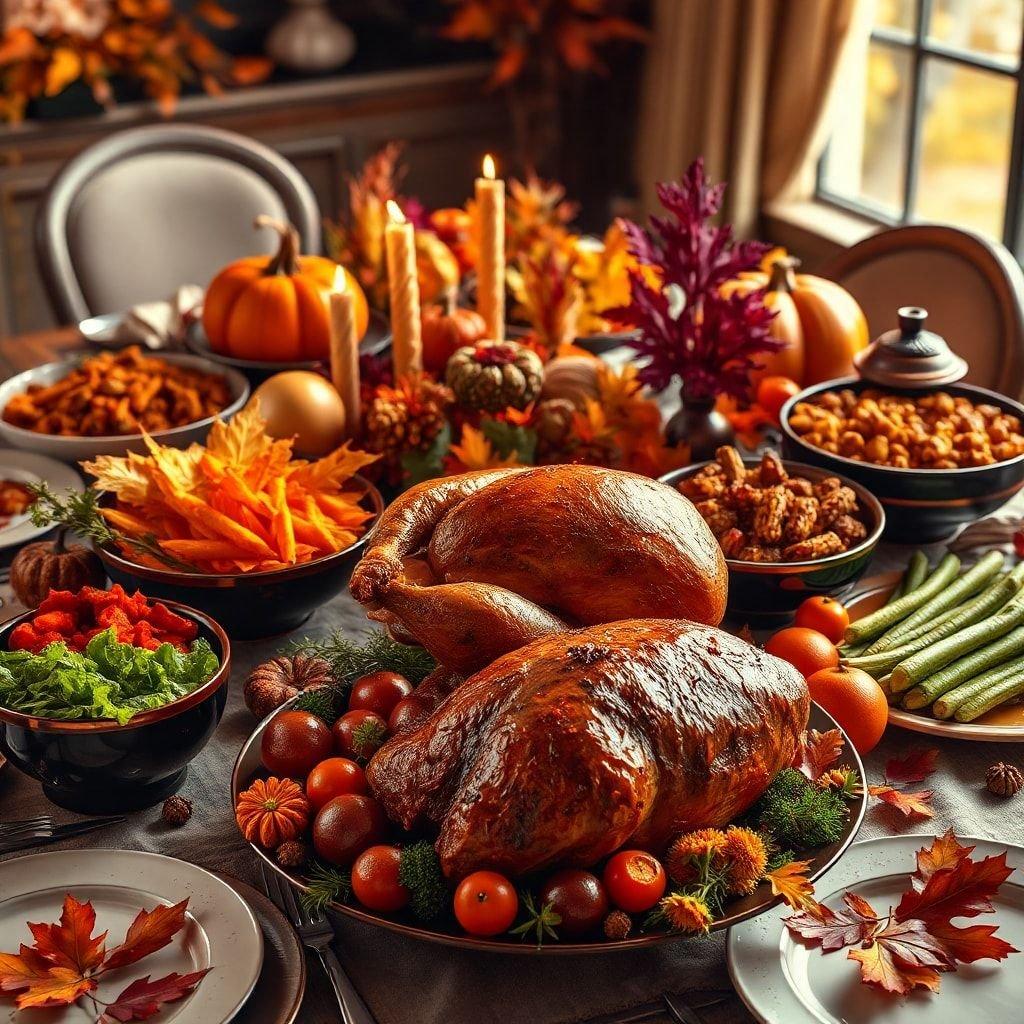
817, 0, 1024, 252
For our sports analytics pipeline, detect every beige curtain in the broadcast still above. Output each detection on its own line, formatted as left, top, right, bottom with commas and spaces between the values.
636, 0, 872, 236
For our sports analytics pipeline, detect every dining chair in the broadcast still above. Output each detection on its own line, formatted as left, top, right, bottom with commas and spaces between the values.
36, 123, 321, 324
822, 224, 1024, 399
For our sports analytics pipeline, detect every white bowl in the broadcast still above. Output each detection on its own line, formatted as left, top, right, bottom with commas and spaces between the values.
0, 351, 249, 463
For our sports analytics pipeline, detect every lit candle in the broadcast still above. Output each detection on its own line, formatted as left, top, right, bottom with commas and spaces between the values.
328, 266, 361, 436
384, 199, 422, 379
475, 154, 505, 342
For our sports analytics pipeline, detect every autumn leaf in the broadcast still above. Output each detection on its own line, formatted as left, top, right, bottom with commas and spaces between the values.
206, 402, 275, 472
28, 893, 106, 973
287, 442, 379, 494
928, 921, 1018, 964
867, 784, 935, 819
98, 969, 212, 1022
872, 918, 955, 971
791, 728, 844, 782
45, 48, 83, 97
12, 967, 96, 1009
766, 860, 819, 914
848, 942, 942, 995
0, 944, 53, 994
884, 748, 939, 784
867, 747, 939, 819
446, 423, 521, 472
785, 891, 879, 952
911, 830, 973, 892
895, 851, 1014, 926
101, 900, 189, 972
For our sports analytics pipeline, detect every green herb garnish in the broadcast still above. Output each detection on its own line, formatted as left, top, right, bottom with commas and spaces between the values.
397, 841, 447, 922
510, 891, 561, 945
300, 861, 352, 915
286, 630, 436, 686
751, 767, 848, 850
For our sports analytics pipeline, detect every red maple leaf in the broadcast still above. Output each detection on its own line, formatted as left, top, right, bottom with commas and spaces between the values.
868, 746, 939, 819
791, 728, 844, 782
911, 830, 973, 892
785, 891, 879, 952
867, 785, 935, 819
884, 748, 939, 784
98, 969, 212, 1022
102, 901, 189, 972
27, 893, 106, 973
928, 921, 1018, 964
0, 945, 53, 994
896, 850, 1015, 924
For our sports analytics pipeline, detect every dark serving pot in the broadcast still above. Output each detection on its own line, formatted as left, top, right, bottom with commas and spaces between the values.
780, 376, 1024, 542
94, 475, 383, 641
0, 601, 230, 814
661, 459, 885, 625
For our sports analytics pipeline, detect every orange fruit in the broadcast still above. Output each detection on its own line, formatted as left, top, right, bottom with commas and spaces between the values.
794, 596, 850, 644
756, 376, 801, 424
806, 665, 888, 754
764, 627, 839, 679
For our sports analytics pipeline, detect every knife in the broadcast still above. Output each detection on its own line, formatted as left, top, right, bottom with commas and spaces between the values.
0, 816, 126, 856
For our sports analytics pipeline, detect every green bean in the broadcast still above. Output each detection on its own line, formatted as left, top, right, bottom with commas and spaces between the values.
843, 553, 961, 646
903, 625, 1024, 710
931, 653, 1024, 720
890, 597, 1024, 693
955, 664, 1024, 722
865, 551, 1005, 653
899, 550, 930, 600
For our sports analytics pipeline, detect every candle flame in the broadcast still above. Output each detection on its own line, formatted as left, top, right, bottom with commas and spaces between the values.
386, 199, 406, 224
332, 265, 348, 292
482, 154, 496, 180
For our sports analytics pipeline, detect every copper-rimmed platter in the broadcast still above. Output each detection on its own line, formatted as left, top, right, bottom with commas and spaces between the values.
847, 572, 1024, 742
232, 699, 866, 954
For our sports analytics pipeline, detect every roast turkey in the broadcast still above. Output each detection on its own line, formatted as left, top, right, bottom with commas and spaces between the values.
366, 619, 809, 878
350, 466, 728, 674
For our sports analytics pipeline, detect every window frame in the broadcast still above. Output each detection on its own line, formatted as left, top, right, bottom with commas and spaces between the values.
815, 0, 1024, 256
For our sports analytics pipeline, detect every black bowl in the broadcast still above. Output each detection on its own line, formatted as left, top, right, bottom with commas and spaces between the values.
0, 601, 230, 814
780, 377, 1024, 542
661, 459, 885, 625
94, 475, 384, 641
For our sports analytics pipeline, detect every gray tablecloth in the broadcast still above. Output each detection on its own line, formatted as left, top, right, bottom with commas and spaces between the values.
3, 546, 1024, 1024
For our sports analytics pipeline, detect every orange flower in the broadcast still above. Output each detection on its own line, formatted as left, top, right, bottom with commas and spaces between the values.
659, 893, 713, 934
666, 828, 727, 885
719, 826, 768, 895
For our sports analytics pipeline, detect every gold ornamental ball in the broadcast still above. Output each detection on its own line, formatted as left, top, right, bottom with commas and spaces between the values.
251, 371, 346, 456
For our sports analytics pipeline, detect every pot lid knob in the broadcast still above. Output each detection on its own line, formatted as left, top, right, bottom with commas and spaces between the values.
853, 306, 968, 387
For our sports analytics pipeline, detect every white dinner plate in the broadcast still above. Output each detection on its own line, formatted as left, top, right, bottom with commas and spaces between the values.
0, 849, 263, 1024
0, 449, 82, 551
728, 834, 1024, 1024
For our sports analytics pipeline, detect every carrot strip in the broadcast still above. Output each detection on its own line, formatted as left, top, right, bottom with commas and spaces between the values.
269, 477, 297, 563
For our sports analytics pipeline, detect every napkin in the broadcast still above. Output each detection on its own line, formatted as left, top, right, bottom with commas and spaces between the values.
112, 284, 203, 350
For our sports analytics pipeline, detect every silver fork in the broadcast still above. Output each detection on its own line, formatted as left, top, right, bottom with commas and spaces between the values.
259, 863, 376, 1024
0, 815, 124, 855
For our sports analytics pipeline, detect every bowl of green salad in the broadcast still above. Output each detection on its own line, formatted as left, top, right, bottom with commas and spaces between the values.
0, 585, 230, 813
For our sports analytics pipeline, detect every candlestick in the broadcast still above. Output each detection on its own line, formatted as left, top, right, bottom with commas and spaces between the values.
328, 266, 361, 436
384, 199, 423, 379
475, 154, 505, 343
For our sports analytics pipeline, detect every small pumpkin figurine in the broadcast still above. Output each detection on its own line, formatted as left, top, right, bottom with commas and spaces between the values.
10, 528, 105, 609
235, 776, 311, 849
446, 340, 544, 413
414, 230, 461, 305
421, 288, 487, 374
203, 216, 369, 362
244, 654, 334, 719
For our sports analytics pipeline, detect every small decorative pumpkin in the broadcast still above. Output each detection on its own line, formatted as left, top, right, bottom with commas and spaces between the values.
414, 229, 461, 304
203, 216, 369, 362
429, 207, 474, 274
10, 528, 105, 609
235, 776, 311, 848
244, 654, 334, 719
446, 340, 544, 413
541, 354, 601, 409
421, 289, 488, 373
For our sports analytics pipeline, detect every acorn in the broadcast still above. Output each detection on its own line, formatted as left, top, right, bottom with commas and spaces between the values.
986, 762, 1022, 798
276, 840, 309, 869
162, 795, 193, 826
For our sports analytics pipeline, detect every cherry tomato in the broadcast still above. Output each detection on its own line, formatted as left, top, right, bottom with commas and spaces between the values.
349, 671, 414, 719
333, 709, 388, 760
351, 845, 410, 912
261, 710, 334, 779
453, 871, 519, 936
602, 851, 666, 913
305, 757, 367, 809
388, 696, 429, 734
312, 794, 387, 866
757, 376, 801, 424
794, 596, 850, 644
539, 869, 609, 937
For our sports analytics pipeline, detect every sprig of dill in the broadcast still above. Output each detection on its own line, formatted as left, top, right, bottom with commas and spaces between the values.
299, 860, 352, 915
286, 629, 436, 686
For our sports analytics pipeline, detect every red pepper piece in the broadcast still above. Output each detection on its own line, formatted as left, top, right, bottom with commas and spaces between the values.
38, 590, 82, 613
9, 622, 39, 651
133, 621, 155, 648
96, 605, 132, 632
31, 610, 76, 636
145, 602, 195, 638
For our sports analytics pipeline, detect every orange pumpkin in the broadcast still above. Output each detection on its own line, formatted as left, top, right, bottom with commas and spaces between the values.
430, 207, 474, 274
726, 256, 869, 386
203, 217, 369, 362
414, 230, 461, 305
235, 776, 311, 849
421, 289, 488, 373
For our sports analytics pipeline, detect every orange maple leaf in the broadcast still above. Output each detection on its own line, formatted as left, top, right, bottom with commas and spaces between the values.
27, 894, 106, 973
848, 942, 942, 995
766, 860, 819, 914
13, 968, 95, 1010
102, 900, 189, 971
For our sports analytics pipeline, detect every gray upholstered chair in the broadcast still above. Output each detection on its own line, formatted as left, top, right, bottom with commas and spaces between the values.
36, 123, 321, 323
823, 225, 1024, 399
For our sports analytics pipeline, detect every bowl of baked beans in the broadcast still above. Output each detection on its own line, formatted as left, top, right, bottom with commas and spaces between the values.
780, 377, 1024, 541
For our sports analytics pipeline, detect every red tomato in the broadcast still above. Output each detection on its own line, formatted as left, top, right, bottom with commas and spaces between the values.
312, 794, 387, 866
757, 376, 801, 424
351, 845, 410, 912
305, 757, 367, 809
349, 671, 414, 719
388, 697, 429, 734
453, 871, 519, 937
261, 710, 334, 779
602, 851, 666, 913
332, 709, 388, 760
539, 869, 609, 937
794, 596, 850, 644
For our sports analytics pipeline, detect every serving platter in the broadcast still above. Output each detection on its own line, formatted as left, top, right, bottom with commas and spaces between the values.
727, 834, 1024, 1024
848, 572, 1024, 742
232, 701, 867, 954
0, 449, 81, 551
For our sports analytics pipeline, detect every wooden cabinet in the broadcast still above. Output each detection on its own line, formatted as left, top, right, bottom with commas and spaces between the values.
0, 61, 508, 338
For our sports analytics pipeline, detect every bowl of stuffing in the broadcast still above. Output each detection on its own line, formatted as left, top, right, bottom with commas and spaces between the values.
780, 377, 1024, 541
661, 447, 884, 623
0, 584, 230, 813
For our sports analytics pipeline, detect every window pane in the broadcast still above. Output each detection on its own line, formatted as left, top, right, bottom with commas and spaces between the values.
821, 41, 911, 216
874, 0, 917, 32
915, 59, 1014, 239
928, 0, 1022, 67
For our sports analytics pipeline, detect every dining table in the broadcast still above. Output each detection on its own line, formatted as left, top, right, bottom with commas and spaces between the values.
1, 326, 1023, 1024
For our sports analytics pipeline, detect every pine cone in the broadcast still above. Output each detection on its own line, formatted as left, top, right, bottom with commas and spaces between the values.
986, 761, 1022, 797
603, 910, 632, 941
162, 795, 192, 827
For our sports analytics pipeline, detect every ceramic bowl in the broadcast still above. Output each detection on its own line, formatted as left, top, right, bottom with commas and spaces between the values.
94, 475, 384, 641
780, 376, 1024, 542
0, 600, 230, 813
0, 352, 249, 463
661, 458, 885, 624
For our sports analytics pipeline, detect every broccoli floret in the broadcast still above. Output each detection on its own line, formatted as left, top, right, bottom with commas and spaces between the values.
398, 841, 447, 922
753, 768, 848, 850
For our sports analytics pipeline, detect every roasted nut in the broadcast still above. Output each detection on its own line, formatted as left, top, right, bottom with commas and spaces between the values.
716, 445, 747, 482
783, 532, 846, 561
783, 496, 819, 543
754, 485, 789, 543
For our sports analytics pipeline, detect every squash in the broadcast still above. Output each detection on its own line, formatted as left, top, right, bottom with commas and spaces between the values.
235, 776, 311, 849
727, 256, 868, 386
10, 528, 105, 609
203, 216, 369, 362
446, 341, 544, 412
414, 230, 461, 305
421, 289, 488, 374
541, 354, 601, 409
